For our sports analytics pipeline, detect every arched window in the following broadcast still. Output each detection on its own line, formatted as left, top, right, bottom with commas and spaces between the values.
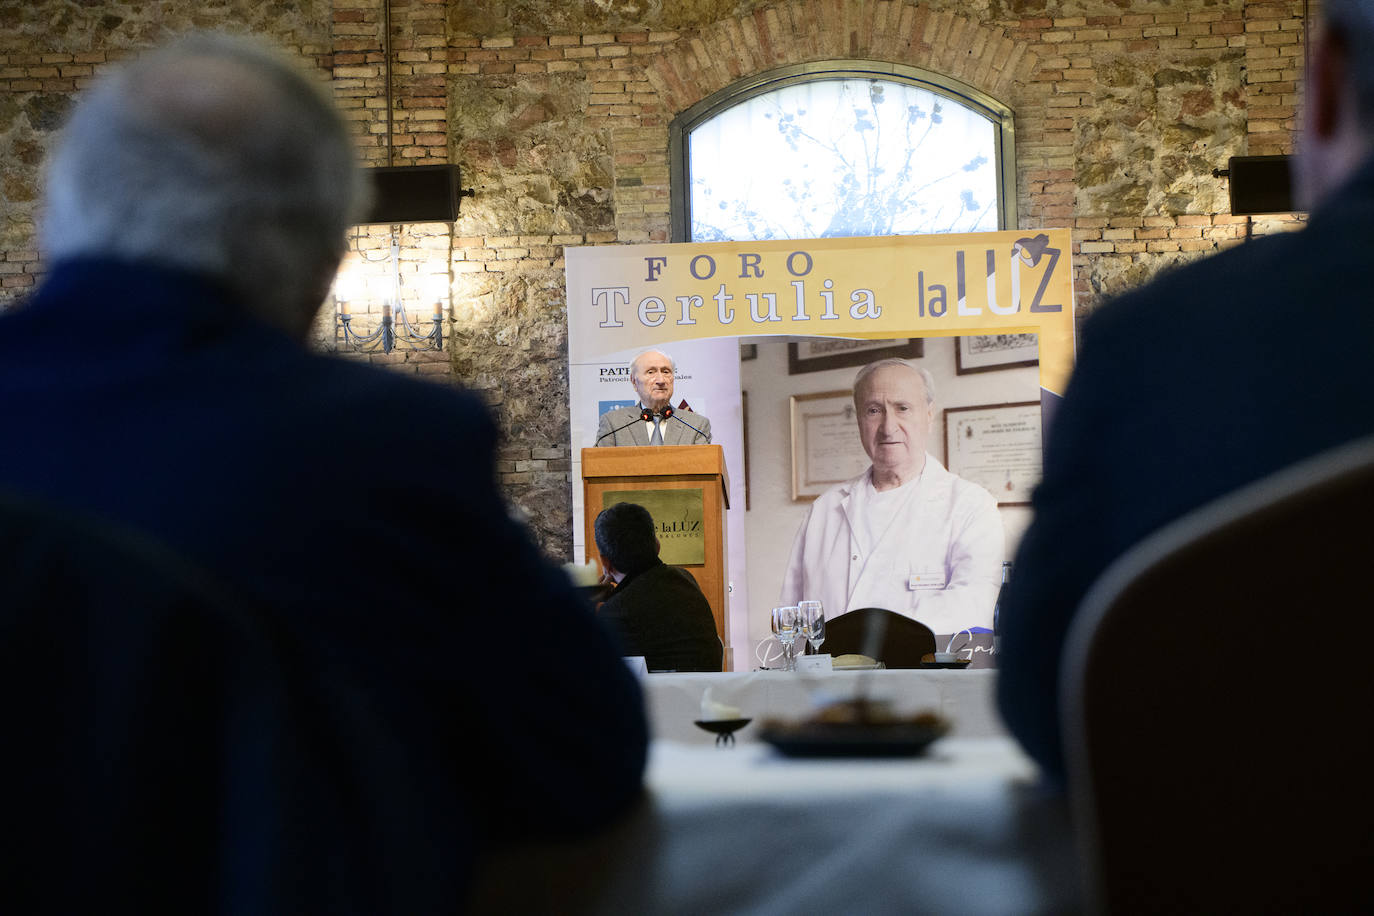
670, 62, 1015, 242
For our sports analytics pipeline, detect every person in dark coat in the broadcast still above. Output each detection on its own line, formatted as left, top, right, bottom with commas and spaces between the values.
996, 0, 1374, 791
0, 32, 646, 912
594, 502, 724, 672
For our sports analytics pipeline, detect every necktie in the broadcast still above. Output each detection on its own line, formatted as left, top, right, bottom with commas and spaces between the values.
651, 415, 663, 445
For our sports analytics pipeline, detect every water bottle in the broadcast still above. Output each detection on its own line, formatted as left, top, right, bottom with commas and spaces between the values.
993, 561, 1011, 655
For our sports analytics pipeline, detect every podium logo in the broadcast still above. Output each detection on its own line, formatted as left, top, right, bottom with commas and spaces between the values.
603, 487, 706, 566
659, 518, 703, 535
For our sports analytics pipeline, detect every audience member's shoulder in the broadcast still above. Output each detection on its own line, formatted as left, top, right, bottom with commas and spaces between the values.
665, 564, 700, 587
665, 566, 712, 608
1084, 227, 1299, 342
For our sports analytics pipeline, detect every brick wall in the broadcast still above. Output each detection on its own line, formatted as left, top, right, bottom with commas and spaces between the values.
1245, 0, 1307, 155
1, 0, 1313, 558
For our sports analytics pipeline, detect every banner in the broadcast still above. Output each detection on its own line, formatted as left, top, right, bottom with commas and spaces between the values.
565, 229, 1076, 668
565, 228, 1075, 396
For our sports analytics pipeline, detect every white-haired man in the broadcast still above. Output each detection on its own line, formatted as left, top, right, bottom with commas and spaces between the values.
595, 348, 713, 446
780, 358, 1004, 634
0, 32, 645, 911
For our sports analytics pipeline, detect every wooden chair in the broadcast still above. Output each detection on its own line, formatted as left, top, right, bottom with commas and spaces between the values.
1060, 435, 1374, 914
824, 607, 936, 668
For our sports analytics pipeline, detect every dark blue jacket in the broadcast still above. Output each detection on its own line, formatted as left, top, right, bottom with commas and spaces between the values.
0, 257, 648, 911
997, 159, 1374, 789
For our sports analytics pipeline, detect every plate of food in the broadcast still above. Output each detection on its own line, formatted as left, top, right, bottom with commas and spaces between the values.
757, 698, 949, 758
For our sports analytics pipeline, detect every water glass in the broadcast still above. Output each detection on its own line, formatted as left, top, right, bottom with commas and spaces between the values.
771, 605, 801, 671
799, 600, 825, 654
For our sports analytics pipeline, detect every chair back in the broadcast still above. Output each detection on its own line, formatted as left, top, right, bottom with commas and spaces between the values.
825, 607, 936, 668
1060, 436, 1374, 914
0, 491, 390, 914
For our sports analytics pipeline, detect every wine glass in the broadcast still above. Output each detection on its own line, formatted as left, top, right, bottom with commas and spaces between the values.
771, 605, 800, 671
799, 600, 825, 655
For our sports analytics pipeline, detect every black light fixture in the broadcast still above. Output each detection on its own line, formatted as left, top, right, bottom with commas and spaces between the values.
1217, 155, 1296, 215
360, 164, 470, 224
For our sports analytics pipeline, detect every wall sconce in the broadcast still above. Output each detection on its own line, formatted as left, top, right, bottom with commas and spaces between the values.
336, 231, 445, 354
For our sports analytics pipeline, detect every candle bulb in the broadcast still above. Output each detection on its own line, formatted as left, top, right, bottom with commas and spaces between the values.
433, 302, 442, 322
340, 300, 350, 317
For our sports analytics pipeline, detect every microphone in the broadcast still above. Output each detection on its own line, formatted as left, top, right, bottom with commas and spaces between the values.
595, 405, 709, 444
596, 413, 643, 444
668, 410, 710, 442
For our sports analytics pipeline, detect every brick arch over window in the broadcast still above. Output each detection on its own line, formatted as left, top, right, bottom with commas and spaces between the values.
670, 62, 1018, 240
642, 2, 1038, 118
613, 1, 1052, 242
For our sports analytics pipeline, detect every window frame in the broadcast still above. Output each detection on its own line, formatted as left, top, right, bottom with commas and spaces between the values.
668, 60, 1017, 242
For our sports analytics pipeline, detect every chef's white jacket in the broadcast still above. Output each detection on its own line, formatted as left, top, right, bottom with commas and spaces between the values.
779, 457, 1004, 635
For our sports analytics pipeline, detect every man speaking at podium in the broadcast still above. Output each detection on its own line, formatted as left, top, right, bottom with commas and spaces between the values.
595, 349, 713, 447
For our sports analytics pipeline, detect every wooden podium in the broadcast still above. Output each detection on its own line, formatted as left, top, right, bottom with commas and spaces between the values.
581, 445, 731, 661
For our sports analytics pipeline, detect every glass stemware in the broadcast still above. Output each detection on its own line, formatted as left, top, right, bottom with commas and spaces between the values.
771, 605, 801, 671
799, 600, 825, 655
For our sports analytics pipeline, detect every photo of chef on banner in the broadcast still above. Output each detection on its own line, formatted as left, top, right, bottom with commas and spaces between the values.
742, 334, 1041, 659
778, 357, 1003, 635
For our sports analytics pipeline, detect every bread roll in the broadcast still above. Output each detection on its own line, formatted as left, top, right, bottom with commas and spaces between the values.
831, 654, 877, 668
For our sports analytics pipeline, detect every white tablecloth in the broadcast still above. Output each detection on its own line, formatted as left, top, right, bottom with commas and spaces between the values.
590, 737, 1079, 915
641, 668, 1007, 744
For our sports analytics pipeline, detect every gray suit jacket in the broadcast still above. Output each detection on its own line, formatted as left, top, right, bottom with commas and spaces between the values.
595, 404, 712, 446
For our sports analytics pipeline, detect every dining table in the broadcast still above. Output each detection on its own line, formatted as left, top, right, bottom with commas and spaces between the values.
583, 734, 1080, 914
470, 665, 1079, 914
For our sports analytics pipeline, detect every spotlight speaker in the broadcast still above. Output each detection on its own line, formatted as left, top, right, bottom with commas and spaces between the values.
1227, 155, 1295, 215
362, 164, 464, 224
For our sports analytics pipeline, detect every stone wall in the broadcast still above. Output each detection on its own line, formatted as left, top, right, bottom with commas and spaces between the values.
0, 0, 1312, 558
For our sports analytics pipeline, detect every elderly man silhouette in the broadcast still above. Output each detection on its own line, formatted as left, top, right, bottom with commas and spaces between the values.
0, 32, 646, 911
997, 0, 1374, 791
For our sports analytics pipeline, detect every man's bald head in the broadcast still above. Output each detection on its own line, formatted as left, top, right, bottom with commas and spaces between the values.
630, 349, 676, 412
